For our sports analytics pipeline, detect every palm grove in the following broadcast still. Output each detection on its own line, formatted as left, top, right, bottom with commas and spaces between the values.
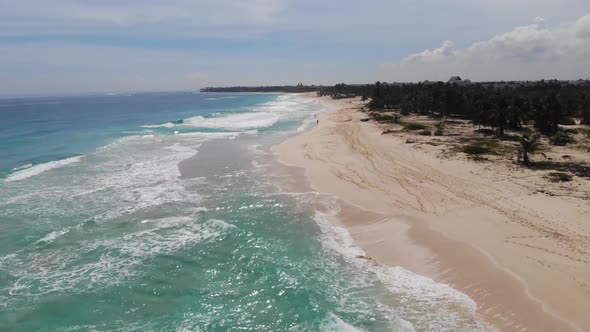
318, 80, 590, 167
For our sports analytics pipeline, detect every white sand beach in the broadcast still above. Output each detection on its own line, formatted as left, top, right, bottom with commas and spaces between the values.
273, 94, 590, 331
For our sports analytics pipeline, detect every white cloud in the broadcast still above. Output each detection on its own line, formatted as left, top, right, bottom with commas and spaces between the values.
0, 1, 589, 94
403, 40, 459, 64
0, 0, 286, 38
383, 14, 590, 81
573, 14, 590, 39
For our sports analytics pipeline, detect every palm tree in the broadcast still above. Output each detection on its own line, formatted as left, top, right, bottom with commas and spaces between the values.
489, 92, 509, 137
519, 132, 541, 166
507, 96, 527, 130
370, 81, 384, 109
534, 93, 561, 134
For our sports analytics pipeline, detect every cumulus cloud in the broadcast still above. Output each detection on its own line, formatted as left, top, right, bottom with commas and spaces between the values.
384, 14, 590, 81
403, 40, 459, 64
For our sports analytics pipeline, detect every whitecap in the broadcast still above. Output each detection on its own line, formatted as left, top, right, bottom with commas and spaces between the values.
204, 218, 236, 230
141, 94, 323, 133
320, 313, 367, 332
182, 112, 281, 130
177, 131, 241, 139
11, 163, 33, 171
0, 217, 235, 303
5, 156, 83, 182
141, 122, 175, 128
34, 228, 71, 245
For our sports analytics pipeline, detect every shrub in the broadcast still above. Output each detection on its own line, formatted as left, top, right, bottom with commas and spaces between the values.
434, 121, 445, 136
562, 128, 579, 134
550, 131, 575, 146
546, 172, 573, 182
501, 134, 520, 142
419, 130, 432, 136
371, 113, 400, 123
462, 138, 502, 155
559, 117, 576, 125
376, 115, 394, 121
404, 122, 428, 130
463, 145, 492, 155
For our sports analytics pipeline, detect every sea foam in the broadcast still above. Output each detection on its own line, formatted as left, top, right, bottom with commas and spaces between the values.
182, 112, 281, 130
0, 216, 235, 305
5, 156, 83, 183
140, 94, 322, 131
141, 122, 175, 128
11, 163, 33, 171
313, 207, 482, 331
320, 313, 366, 332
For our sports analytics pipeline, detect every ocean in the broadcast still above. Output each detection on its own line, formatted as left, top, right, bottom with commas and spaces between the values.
0, 92, 481, 331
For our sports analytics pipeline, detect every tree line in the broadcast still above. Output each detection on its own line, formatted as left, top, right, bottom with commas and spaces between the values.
201, 84, 318, 93
318, 80, 590, 135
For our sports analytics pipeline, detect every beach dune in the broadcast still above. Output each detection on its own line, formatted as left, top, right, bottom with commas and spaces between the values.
272, 94, 590, 331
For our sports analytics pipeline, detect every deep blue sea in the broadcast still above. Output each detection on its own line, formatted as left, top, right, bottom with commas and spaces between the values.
0, 92, 481, 331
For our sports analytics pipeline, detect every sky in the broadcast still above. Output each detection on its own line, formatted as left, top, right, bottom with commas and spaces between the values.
1, 0, 590, 95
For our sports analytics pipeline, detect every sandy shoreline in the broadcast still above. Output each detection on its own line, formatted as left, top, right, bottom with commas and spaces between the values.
272, 93, 590, 331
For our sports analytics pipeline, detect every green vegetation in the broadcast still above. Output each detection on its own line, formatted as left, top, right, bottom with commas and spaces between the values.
434, 121, 445, 136
200, 84, 317, 93
370, 113, 400, 123
462, 139, 501, 155
559, 117, 577, 125
546, 172, 573, 182
463, 145, 492, 155
316, 80, 590, 137
404, 122, 428, 130
419, 130, 432, 136
550, 131, 575, 146
519, 132, 541, 166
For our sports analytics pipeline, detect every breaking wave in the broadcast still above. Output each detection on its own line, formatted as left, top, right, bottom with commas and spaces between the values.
5, 156, 83, 183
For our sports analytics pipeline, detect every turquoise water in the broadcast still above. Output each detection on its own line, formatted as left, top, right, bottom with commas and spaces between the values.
0, 93, 481, 331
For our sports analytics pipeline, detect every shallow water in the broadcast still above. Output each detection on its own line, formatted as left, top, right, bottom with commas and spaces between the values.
0, 93, 481, 331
